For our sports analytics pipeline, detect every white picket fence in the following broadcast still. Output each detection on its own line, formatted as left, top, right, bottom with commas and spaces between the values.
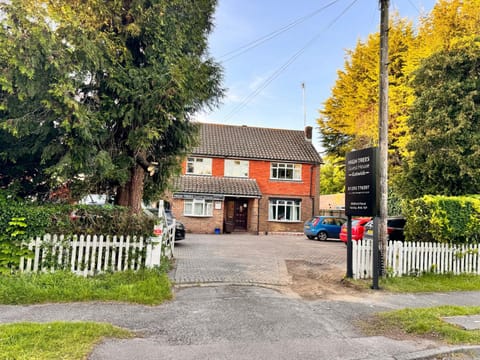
18, 222, 176, 277
353, 239, 480, 279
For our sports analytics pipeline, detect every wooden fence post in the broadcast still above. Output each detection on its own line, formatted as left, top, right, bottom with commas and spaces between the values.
146, 236, 162, 268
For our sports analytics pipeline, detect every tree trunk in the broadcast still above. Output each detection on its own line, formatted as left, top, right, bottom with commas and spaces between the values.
129, 164, 145, 214
115, 164, 145, 214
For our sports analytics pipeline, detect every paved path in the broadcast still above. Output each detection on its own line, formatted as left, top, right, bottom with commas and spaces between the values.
1, 233, 480, 359
172, 233, 346, 287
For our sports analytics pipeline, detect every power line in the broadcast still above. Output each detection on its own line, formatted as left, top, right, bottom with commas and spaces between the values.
222, 0, 359, 122
405, 0, 421, 14
218, 0, 342, 63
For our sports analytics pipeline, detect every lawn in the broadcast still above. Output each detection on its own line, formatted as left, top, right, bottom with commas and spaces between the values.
0, 268, 172, 359
0, 268, 172, 305
0, 322, 132, 360
380, 273, 480, 293
350, 273, 480, 293
362, 305, 480, 345
356, 273, 480, 346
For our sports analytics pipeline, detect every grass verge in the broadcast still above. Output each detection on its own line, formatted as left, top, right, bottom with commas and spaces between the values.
0, 268, 172, 305
362, 305, 480, 345
0, 322, 132, 360
352, 274, 480, 346
380, 273, 480, 293
348, 273, 480, 293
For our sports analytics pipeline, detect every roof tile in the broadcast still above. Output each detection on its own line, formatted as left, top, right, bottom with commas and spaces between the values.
174, 175, 261, 197
192, 123, 322, 164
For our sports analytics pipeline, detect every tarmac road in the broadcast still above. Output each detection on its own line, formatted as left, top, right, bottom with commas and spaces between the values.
0, 234, 479, 359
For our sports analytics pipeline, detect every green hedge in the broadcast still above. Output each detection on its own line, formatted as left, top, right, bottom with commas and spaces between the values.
0, 195, 155, 238
0, 192, 156, 273
403, 195, 480, 244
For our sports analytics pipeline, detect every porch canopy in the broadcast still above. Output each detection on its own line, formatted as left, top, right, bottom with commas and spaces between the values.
173, 175, 262, 200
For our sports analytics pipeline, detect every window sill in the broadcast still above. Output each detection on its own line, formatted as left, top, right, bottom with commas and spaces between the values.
268, 220, 303, 223
184, 215, 213, 218
269, 179, 303, 182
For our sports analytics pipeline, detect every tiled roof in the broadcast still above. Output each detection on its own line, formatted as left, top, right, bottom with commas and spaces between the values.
192, 123, 323, 164
174, 175, 262, 197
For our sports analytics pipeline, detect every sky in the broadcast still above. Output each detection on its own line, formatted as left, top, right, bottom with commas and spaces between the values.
194, 0, 438, 153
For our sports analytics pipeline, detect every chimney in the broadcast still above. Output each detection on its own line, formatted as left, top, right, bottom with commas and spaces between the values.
304, 126, 312, 142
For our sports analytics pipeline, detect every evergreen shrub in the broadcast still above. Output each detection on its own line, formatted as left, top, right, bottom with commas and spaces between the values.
0, 191, 155, 272
403, 195, 480, 244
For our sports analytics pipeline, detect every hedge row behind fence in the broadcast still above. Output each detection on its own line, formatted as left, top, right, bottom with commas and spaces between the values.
0, 195, 155, 238
0, 193, 156, 273
403, 195, 480, 244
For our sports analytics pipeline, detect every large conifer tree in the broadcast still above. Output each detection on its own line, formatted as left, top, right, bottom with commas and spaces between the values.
400, 42, 480, 198
0, 0, 223, 212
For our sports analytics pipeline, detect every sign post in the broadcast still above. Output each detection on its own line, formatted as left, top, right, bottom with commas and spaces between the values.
345, 147, 378, 285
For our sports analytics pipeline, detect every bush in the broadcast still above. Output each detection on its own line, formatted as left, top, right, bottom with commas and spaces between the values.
388, 186, 403, 216
402, 195, 480, 244
0, 193, 52, 240
48, 204, 155, 237
0, 197, 155, 238
0, 191, 156, 273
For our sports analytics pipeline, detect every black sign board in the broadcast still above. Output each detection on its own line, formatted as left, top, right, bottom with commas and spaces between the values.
345, 147, 378, 216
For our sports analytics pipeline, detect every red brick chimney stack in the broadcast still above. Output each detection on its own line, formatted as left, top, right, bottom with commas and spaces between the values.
305, 126, 312, 142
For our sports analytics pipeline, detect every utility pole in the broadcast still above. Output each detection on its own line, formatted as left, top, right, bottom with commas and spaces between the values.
374, 0, 389, 288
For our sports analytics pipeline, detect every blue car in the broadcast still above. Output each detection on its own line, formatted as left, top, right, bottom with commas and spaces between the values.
304, 216, 347, 241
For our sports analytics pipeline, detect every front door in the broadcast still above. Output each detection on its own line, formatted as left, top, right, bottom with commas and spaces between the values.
234, 200, 248, 231
225, 199, 248, 232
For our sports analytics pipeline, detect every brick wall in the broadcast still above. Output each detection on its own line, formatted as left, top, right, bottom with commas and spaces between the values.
247, 198, 259, 233
181, 158, 319, 199
171, 199, 224, 234
250, 160, 315, 195
212, 158, 224, 176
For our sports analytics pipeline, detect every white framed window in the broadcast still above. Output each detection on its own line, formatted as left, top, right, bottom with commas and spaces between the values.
224, 159, 249, 177
270, 163, 301, 180
186, 157, 212, 175
269, 199, 301, 222
184, 198, 213, 217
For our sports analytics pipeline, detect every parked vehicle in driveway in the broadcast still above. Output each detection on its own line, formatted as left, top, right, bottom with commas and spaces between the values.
304, 216, 347, 241
339, 217, 371, 243
362, 216, 406, 242
165, 209, 186, 241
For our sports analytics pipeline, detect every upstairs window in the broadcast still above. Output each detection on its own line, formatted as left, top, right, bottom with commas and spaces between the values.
186, 157, 212, 175
224, 159, 249, 178
270, 163, 301, 180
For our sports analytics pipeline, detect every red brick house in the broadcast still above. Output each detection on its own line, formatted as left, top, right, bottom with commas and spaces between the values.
168, 123, 323, 234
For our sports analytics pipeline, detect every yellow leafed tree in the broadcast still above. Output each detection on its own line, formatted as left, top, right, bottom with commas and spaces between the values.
318, 0, 480, 180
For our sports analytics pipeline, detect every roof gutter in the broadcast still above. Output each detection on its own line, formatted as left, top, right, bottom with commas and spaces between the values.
173, 192, 261, 199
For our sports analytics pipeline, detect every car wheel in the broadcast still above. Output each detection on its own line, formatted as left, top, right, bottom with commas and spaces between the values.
306, 235, 314, 240
317, 231, 328, 241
